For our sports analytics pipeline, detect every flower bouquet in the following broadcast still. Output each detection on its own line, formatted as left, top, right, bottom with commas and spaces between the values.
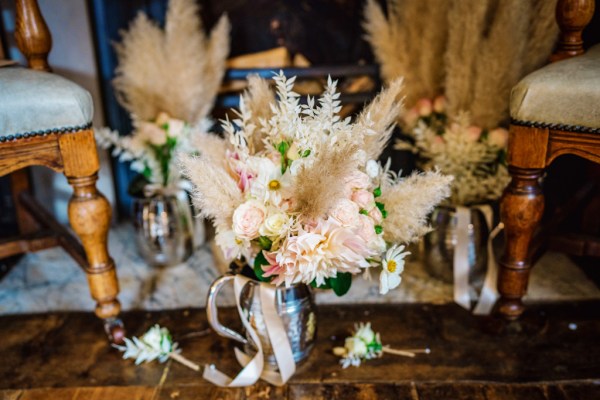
181, 73, 451, 386
182, 73, 451, 295
95, 0, 230, 266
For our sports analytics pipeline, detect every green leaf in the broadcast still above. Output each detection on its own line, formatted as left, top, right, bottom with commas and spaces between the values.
328, 272, 352, 296
257, 236, 273, 251
301, 149, 311, 157
277, 141, 290, 156
374, 225, 383, 235
253, 251, 271, 282
375, 201, 386, 212
373, 187, 381, 198
381, 209, 388, 219
359, 209, 369, 215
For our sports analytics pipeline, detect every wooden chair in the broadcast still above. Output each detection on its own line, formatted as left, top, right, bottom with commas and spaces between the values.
498, 0, 599, 320
0, 0, 124, 343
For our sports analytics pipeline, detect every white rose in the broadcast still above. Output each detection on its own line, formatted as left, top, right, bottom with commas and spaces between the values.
259, 211, 290, 238
142, 325, 171, 352
345, 337, 368, 357
366, 160, 380, 178
329, 198, 360, 227
233, 200, 266, 240
167, 118, 186, 138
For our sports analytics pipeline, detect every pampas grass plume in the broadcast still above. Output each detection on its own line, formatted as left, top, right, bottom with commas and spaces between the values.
381, 170, 453, 243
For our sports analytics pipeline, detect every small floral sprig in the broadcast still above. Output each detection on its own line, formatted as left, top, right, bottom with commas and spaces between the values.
113, 324, 199, 371
333, 322, 430, 368
395, 96, 510, 206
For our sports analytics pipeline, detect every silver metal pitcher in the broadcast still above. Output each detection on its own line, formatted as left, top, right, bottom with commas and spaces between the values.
132, 188, 194, 267
206, 275, 317, 367
423, 205, 489, 288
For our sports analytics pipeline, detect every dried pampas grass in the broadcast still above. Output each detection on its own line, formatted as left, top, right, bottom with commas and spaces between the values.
179, 153, 242, 229
114, 0, 230, 124
365, 0, 558, 129
239, 75, 275, 152
354, 78, 404, 160
292, 141, 360, 220
364, 0, 450, 107
381, 170, 453, 243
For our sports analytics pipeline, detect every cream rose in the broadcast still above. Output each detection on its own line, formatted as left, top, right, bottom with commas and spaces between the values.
259, 211, 290, 238
330, 199, 360, 227
345, 337, 367, 357
351, 189, 375, 210
139, 122, 167, 146
167, 118, 186, 138
355, 323, 376, 344
233, 200, 266, 239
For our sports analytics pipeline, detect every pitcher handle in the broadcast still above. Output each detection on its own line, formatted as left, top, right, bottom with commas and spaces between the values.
206, 274, 248, 345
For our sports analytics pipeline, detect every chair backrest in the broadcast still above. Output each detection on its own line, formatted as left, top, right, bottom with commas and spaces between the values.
552, 0, 595, 62
14, 0, 52, 72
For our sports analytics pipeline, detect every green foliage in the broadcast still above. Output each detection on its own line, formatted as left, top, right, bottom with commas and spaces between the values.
253, 251, 272, 283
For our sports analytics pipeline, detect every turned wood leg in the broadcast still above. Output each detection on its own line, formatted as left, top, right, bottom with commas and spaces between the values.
60, 130, 124, 343
67, 174, 124, 343
498, 167, 545, 320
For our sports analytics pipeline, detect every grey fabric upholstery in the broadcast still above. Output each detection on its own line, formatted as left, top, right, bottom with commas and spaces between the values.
0, 66, 93, 137
510, 44, 600, 130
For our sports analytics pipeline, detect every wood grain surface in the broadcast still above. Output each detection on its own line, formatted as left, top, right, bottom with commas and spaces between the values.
1, 303, 599, 399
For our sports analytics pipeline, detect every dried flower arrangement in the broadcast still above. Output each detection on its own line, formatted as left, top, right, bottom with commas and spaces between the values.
96, 0, 230, 189
395, 97, 510, 206
181, 73, 452, 295
364, 0, 558, 205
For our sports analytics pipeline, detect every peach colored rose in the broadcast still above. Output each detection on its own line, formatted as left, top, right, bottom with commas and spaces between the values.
139, 122, 167, 146
488, 128, 509, 148
416, 98, 433, 117
345, 170, 371, 193
368, 206, 383, 224
155, 112, 170, 126
403, 108, 420, 127
351, 189, 375, 210
433, 96, 446, 113
465, 126, 482, 142
232, 200, 266, 239
330, 199, 360, 227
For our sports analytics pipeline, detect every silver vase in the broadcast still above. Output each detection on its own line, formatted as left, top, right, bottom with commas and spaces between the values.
423, 205, 489, 288
206, 275, 317, 367
132, 187, 194, 267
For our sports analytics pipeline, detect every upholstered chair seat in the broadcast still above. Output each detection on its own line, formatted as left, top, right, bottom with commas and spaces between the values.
0, 67, 93, 139
510, 44, 600, 131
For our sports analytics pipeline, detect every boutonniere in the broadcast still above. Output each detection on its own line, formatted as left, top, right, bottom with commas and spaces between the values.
333, 322, 430, 368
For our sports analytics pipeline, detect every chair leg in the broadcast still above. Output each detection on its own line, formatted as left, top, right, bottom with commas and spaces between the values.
498, 166, 545, 320
60, 130, 124, 343
67, 173, 125, 343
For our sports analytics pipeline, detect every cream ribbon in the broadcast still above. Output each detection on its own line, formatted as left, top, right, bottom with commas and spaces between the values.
203, 275, 296, 387
453, 205, 503, 315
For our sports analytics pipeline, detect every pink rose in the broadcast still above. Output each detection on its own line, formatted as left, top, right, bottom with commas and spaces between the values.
433, 96, 446, 113
345, 170, 371, 193
465, 126, 482, 142
368, 206, 383, 224
403, 108, 420, 127
351, 189, 375, 210
488, 128, 509, 148
232, 200, 266, 239
416, 98, 433, 117
329, 198, 360, 227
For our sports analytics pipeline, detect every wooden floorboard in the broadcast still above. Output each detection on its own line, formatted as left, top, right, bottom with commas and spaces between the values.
1, 302, 600, 399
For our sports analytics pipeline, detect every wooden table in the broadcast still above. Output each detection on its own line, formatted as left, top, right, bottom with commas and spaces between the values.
1, 302, 599, 399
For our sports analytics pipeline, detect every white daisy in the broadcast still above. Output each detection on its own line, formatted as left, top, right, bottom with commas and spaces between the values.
379, 244, 409, 294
